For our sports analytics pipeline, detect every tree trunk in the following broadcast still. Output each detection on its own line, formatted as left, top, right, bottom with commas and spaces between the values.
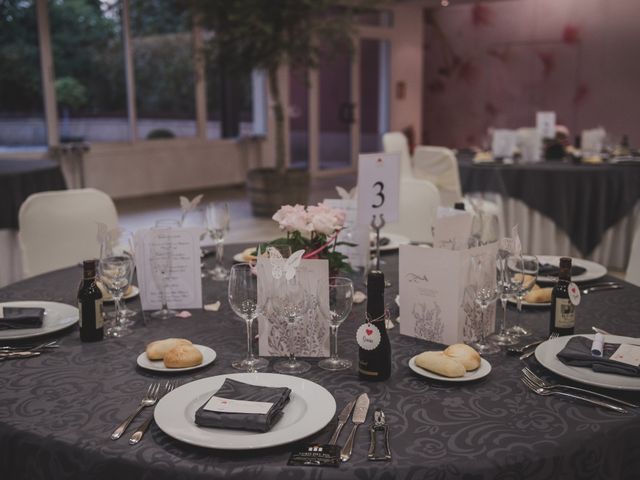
268, 66, 286, 174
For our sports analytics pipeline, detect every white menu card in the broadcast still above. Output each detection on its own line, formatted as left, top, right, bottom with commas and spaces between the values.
536, 111, 556, 139
399, 242, 498, 345
433, 207, 474, 251
356, 152, 401, 225
491, 129, 517, 158
323, 198, 369, 269
256, 258, 330, 357
134, 227, 203, 310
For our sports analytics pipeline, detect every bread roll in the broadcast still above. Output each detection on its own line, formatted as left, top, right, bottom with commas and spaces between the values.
525, 287, 552, 303
164, 344, 203, 368
146, 338, 192, 360
443, 343, 481, 371
414, 351, 466, 378
241, 247, 258, 262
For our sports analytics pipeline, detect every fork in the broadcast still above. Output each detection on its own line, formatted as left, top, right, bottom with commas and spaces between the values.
111, 382, 162, 440
520, 376, 627, 413
128, 380, 177, 445
519, 332, 559, 360
0, 341, 59, 352
522, 367, 639, 409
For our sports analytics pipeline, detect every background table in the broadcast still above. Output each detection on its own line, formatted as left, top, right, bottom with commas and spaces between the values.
1, 246, 639, 479
458, 160, 640, 270
0, 158, 66, 288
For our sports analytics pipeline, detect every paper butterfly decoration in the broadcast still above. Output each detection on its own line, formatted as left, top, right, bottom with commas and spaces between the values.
335, 186, 357, 200
179, 194, 204, 225
268, 247, 305, 281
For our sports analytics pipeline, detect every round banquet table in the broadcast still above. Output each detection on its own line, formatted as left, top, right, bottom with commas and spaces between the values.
1, 246, 640, 480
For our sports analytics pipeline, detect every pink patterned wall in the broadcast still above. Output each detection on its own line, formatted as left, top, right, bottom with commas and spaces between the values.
422, 0, 640, 148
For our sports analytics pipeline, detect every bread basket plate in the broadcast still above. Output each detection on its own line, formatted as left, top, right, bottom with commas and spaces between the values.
136, 345, 216, 372
409, 355, 491, 382
101, 285, 140, 303
507, 298, 550, 308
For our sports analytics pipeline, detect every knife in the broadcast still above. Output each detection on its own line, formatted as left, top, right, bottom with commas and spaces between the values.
340, 393, 369, 462
0, 351, 41, 360
582, 285, 623, 294
328, 398, 356, 446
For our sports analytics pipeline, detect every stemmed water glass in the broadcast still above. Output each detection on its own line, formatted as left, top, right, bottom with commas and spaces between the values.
469, 253, 500, 355
506, 254, 539, 337
318, 277, 354, 371
99, 229, 135, 338
490, 248, 518, 346
228, 263, 269, 372
206, 202, 230, 281
149, 227, 177, 319
272, 275, 312, 375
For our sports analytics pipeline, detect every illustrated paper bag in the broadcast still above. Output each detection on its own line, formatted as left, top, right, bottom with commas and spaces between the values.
399, 243, 497, 345
257, 258, 330, 357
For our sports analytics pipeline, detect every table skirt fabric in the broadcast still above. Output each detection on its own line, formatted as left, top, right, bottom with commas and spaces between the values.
1, 248, 640, 479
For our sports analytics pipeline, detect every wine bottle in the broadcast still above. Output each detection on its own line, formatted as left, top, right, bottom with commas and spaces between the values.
549, 257, 576, 336
78, 259, 104, 342
358, 270, 391, 381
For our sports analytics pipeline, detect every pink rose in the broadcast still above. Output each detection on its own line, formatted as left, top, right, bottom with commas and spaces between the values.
311, 212, 337, 236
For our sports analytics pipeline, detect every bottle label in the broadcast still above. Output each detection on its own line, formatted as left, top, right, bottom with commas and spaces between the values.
357, 323, 381, 350
568, 282, 581, 306
554, 298, 576, 328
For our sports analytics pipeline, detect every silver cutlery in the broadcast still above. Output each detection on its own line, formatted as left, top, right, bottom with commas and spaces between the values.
129, 380, 177, 445
582, 284, 622, 294
0, 351, 42, 360
367, 408, 391, 461
592, 326, 612, 335
111, 382, 162, 440
519, 332, 559, 360
521, 376, 627, 413
522, 367, 639, 409
508, 338, 548, 355
0, 341, 59, 352
328, 398, 356, 446
340, 393, 370, 462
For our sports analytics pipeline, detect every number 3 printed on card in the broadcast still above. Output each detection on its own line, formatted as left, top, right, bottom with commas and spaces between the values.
372, 181, 385, 208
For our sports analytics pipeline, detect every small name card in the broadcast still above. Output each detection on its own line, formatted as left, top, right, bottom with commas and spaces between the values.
610, 344, 640, 367
203, 396, 273, 415
134, 227, 203, 311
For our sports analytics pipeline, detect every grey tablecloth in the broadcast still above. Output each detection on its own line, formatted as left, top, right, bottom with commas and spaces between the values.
0, 159, 66, 229
1, 245, 640, 479
458, 160, 640, 255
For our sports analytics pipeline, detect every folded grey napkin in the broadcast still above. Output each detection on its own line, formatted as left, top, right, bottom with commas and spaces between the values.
195, 378, 291, 432
556, 336, 640, 377
539, 263, 586, 277
0, 307, 45, 330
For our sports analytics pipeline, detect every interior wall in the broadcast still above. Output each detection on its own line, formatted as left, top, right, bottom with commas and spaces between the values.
422, 0, 640, 148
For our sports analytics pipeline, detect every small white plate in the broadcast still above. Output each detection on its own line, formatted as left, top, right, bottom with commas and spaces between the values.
409, 355, 492, 382
0, 301, 78, 340
370, 232, 411, 252
136, 345, 217, 372
535, 334, 640, 390
102, 285, 140, 303
507, 298, 550, 308
536, 255, 607, 284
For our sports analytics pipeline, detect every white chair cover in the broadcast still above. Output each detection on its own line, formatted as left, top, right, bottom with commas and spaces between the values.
516, 127, 542, 163
626, 220, 640, 286
382, 131, 412, 178
412, 146, 463, 207
18, 188, 119, 278
384, 177, 440, 244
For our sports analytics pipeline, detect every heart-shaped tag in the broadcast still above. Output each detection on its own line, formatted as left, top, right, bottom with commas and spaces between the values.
357, 323, 381, 350
366, 328, 373, 336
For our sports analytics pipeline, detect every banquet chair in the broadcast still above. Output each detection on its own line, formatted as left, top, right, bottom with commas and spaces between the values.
626, 222, 640, 286
382, 131, 413, 178
412, 146, 463, 207
384, 177, 440, 244
18, 188, 119, 278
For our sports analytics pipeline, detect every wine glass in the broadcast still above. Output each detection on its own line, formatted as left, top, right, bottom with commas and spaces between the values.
228, 263, 269, 372
489, 248, 518, 346
272, 275, 312, 375
318, 277, 354, 371
506, 254, 539, 337
99, 229, 135, 338
469, 253, 500, 355
149, 227, 177, 319
206, 202, 230, 281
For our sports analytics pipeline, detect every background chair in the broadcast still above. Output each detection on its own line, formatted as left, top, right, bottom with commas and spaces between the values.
382, 131, 413, 178
626, 221, 640, 286
18, 188, 119, 278
412, 146, 463, 207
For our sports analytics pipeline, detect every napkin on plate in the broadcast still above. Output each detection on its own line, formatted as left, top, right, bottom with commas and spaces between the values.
556, 336, 640, 377
0, 307, 45, 330
195, 378, 291, 432
539, 263, 587, 277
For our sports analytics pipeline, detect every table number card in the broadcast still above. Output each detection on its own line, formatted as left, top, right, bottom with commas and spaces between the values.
536, 111, 556, 139
399, 243, 498, 345
134, 227, 203, 311
356, 153, 400, 225
256, 258, 330, 357
491, 130, 517, 159
323, 198, 369, 268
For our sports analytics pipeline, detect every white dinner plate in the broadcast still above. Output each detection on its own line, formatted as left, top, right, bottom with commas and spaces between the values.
0, 301, 78, 340
101, 285, 140, 303
155, 373, 336, 450
370, 232, 411, 252
535, 334, 640, 391
409, 355, 492, 382
536, 255, 607, 284
136, 345, 217, 372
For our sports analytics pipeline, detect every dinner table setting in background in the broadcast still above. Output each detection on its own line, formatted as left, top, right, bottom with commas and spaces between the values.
1, 162, 640, 480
